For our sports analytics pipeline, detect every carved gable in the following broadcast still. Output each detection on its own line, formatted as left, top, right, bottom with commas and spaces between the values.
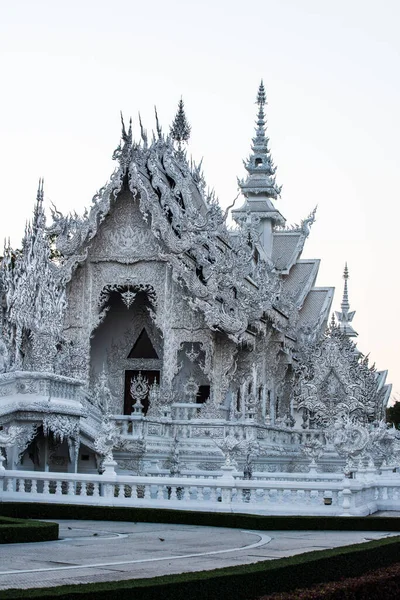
295, 331, 382, 427
88, 188, 163, 263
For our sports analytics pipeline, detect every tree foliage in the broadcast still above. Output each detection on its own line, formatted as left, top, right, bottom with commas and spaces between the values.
386, 400, 400, 429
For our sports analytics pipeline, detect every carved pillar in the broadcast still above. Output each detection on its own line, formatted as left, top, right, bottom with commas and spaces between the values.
67, 437, 80, 473
212, 337, 237, 406
270, 386, 276, 425
240, 382, 246, 419
5, 445, 19, 470
261, 384, 266, 423
15, 325, 23, 369
160, 268, 176, 389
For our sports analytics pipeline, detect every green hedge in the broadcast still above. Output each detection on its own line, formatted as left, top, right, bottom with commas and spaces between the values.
262, 562, 400, 599
0, 501, 399, 532
0, 516, 59, 544
1, 536, 400, 599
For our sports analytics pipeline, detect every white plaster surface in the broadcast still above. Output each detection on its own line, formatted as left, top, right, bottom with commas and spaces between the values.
0, 519, 398, 591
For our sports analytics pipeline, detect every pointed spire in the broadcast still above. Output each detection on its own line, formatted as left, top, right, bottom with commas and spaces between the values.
154, 106, 162, 139
335, 263, 358, 337
341, 262, 350, 312
32, 178, 45, 236
113, 113, 132, 168
120, 111, 127, 139
170, 97, 191, 152
119, 112, 132, 145
232, 81, 285, 257
138, 112, 148, 148
238, 80, 282, 200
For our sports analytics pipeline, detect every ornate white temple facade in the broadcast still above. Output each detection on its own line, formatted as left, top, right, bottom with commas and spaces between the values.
0, 83, 394, 484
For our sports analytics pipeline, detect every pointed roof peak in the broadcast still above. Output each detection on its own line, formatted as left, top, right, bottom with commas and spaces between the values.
36, 177, 44, 203
257, 80, 266, 106
112, 112, 133, 168
154, 106, 162, 138
33, 178, 45, 228
138, 112, 148, 147
335, 262, 358, 337
237, 80, 282, 203
120, 112, 132, 142
341, 262, 350, 310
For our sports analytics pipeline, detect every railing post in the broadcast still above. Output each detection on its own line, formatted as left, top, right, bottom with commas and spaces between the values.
340, 487, 353, 516
101, 458, 117, 499
219, 465, 235, 504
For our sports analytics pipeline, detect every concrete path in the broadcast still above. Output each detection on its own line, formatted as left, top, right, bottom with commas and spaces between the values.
0, 520, 397, 590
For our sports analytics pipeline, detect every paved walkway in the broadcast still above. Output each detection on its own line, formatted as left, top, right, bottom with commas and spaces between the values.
0, 520, 398, 590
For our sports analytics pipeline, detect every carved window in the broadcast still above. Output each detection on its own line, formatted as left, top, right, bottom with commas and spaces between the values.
128, 329, 158, 359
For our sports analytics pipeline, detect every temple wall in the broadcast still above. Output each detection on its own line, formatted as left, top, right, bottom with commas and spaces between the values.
61, 188, 215, 410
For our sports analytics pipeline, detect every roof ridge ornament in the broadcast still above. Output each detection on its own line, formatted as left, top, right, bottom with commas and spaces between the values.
112, 113, 133, 169
138, 112, 148, 149
154, 106, 162, 139
170, 97, 191, 154
275, 206, 317, 236
238, 80, 282, 200
335, 263, 358, 338
32, 178, 45, 235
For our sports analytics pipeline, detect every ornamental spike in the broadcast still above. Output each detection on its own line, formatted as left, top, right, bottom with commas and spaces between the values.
120, 111, 127, 138
170, 97, 191, 152
342, 262, 350, 312
128, 117, 132, 140
154, 106, 162, 139
138, 112, 148, 148
335, 263, 357, 337
237, 80, 281, 200
257, 79, 266, 106
36, 177, 44, 203
33, 178, 45, 236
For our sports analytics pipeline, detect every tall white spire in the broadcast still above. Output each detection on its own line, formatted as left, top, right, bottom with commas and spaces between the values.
335, 263, 358, 337
238, 80, 282, 200
232, 81, 285, 258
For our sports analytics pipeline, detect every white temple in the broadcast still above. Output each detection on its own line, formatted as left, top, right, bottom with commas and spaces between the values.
0, 82, 396, 494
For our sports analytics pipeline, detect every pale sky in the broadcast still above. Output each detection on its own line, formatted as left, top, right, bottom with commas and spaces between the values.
1, 0, 399, 402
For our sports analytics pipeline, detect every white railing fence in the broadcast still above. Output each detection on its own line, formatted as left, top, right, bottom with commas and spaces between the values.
1, 460, 400, 516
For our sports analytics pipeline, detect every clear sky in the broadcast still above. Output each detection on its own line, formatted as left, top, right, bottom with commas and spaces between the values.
1, 0, 399, 402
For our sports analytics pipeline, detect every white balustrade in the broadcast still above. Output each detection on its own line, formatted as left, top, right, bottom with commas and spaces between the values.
1, 466, 400, 516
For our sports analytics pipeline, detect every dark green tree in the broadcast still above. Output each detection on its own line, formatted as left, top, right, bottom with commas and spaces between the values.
386, 399, 400, 429
170, 98, 191, 152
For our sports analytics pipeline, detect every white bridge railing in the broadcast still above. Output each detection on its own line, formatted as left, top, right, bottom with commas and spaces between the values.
1, 463, 400, 516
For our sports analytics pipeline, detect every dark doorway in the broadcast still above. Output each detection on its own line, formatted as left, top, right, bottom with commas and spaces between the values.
128, 329, 158, 359
196, 385, 210, 404
124, 370, 160, 415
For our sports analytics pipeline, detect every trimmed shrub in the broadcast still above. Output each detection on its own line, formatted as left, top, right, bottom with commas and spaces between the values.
0, 515, 59, 544
259, 561, 400, 599
1, 501, 399, 532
